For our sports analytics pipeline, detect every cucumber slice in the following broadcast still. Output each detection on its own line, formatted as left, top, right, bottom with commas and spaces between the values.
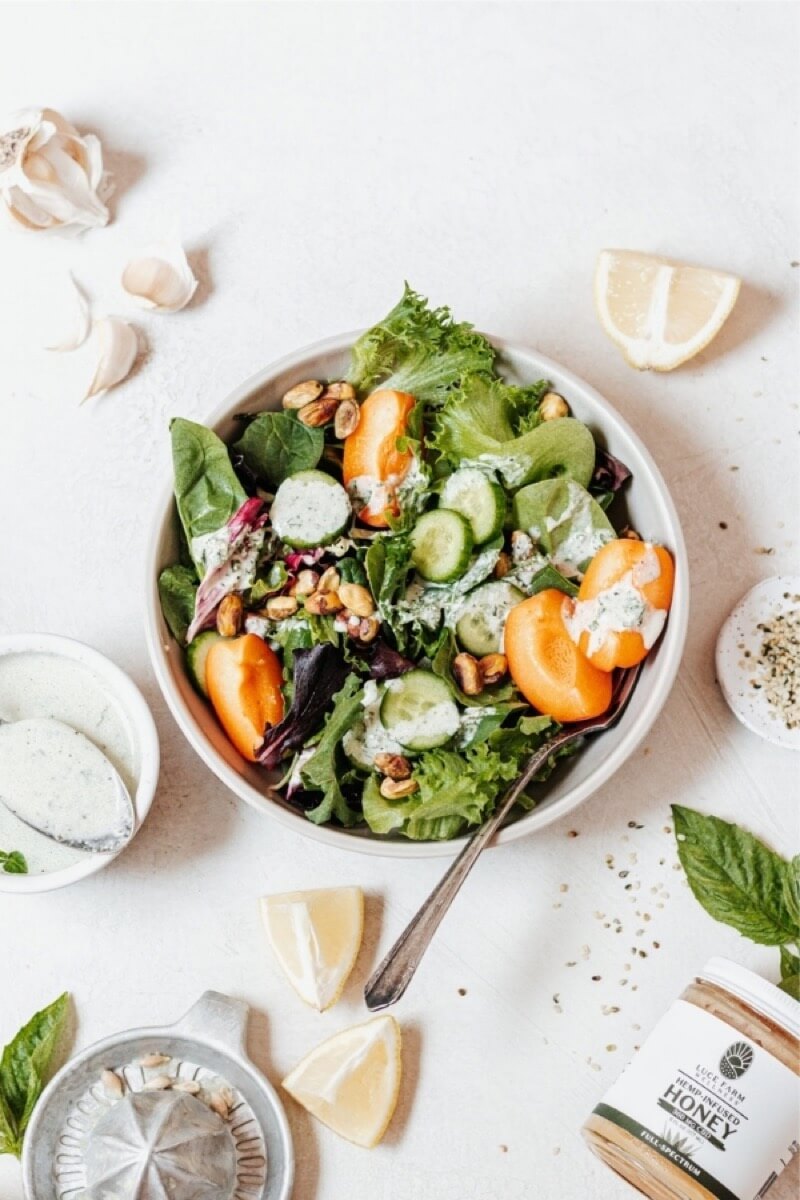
410, 509, 474, 583
440, 468, 505, 544
380, 670, 460, 750
270, 469, 351, 548
455, 581, 525, 656
186, 630, 222, 697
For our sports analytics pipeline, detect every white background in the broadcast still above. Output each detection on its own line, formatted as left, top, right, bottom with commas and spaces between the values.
1, 3, 798, 1198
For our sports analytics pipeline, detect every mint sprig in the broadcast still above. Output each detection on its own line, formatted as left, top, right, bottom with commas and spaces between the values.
672, 805, 800, 997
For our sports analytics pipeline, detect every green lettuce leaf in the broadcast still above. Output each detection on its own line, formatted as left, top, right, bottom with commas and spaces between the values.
301, 675, 364, 826
431, 375, 596, 489
0, 992, 70, 1157
512, 478, 615, 575
170, 418, 247, 561
157, 564, 198, 643
346, 284, 496, 406
233, 412, 324, 488
672, 806, 800, 946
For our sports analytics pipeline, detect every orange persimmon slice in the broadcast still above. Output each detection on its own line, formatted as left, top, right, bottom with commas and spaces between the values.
206, 633, 284, 761
342, 389, 416, 528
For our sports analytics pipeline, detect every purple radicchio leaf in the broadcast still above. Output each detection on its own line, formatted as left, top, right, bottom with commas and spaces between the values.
257, 644, 348, 770
590, 446, 632, 495
284, 547, 325, 572
185, 498, 268, 643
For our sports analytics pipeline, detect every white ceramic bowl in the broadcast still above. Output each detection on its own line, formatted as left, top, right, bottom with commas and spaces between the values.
0, 633, 160, 893
145, 333, 689, 858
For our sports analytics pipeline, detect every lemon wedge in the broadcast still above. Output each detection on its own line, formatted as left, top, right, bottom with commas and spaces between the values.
282, 1014, 402, 1147
260, 886, 364, 1011
595, 249, 740, 371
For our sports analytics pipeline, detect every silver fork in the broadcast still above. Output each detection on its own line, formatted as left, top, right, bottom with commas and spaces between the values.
364, 664, 643, 1011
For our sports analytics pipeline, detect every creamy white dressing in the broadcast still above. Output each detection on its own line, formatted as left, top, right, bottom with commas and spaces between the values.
564, 546, 667, 655
0, 719, 132, 851
456, 705, 497, 748
0, 653, 137, 874
472, 453, 528, 487
347, 455, 427, 520
342, 680, 404, 768
190, 524, 264, 592
395, 545, 502, 629
527, 480, 613, 577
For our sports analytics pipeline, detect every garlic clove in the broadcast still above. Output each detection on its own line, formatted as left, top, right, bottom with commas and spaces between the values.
82, 317, 138, 402
0, 107, 111, 234
45, 274, 91, 352
121, 243, 198, 313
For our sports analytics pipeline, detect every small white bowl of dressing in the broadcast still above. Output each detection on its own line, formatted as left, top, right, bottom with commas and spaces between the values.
0, 633, 159, 894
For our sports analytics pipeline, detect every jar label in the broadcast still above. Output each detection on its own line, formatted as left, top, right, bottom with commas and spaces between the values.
594, 999, 799, 1200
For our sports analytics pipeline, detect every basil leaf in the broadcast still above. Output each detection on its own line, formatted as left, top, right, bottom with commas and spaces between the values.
170, 418, 247, 554
778, 974, 800, 1000
672, 806, 799, 946
157, 564, 198, 644
783, 853, 800, 928
780, 945, 800, 980
0, 992, 70, 1156
233, 412, 324, 488
526, 564, 579, 598
0, 850, 27, 874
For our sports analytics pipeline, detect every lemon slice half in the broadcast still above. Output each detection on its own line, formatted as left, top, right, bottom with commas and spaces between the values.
260, 886, 364, 1011
595, 249, 740, 371
282, 1014, 402, 1147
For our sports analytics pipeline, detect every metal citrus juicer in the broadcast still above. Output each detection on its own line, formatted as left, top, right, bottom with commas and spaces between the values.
22, 991, 294, 1200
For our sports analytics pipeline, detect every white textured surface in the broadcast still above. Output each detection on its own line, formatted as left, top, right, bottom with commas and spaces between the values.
0, 4, 798, 1198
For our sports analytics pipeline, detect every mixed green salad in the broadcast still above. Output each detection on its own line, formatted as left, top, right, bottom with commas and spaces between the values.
159, 285, 641, 842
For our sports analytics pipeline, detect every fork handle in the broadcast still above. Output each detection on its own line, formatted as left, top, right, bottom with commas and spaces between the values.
364, 733, 569, 1011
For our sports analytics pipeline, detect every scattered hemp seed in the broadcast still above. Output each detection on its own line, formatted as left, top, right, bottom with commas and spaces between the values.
592, 975, 601, 982
567, 829, 579, 838
627, 820, 644, 829
719, 521, 728, 530
662, 825, 671, 834
559, 883, 569, 893
618, 870, 629, 879
606, 1044, 617, 1053
730, 465, 739, 471
566, 960, 577, 968
499, 1144, 508, 1154
602, 1004, 620, 1015
756, 546, 775, 556
553, 993, 563, 1012
458, 988, 467, 997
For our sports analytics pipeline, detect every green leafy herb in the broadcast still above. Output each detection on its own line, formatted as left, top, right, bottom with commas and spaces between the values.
157, 564, 198, 644
347, 284, 496, 407
673, 805, 800, 991
0, 851, 27, 875
248, 562, 289, 605
0, 993, 70, 1158
432, 375, 596, 489
524, 564, 579, 598
301, 675, 364, 827
170, 418, 247, 562
233, 412, 324, 488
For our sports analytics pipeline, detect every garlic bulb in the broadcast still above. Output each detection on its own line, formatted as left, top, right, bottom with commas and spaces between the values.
0, 107, 111, 233
45, 274, 91, 351
121, 243, 198, 313
83, 318, 138, 402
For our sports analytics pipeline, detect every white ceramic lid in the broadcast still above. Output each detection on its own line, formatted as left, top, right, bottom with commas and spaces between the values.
699, 956, 800, 1041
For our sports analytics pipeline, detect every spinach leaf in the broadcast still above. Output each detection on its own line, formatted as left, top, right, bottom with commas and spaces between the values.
301, 675, 364, 827
347, 284, 496, 406
0, 850, 27, 874
525, 564, 579, 598
157, 564, 198, 644
0, 992, 70, 1157
170, 418, 247, 557
672, 806, 799, 946
233, 412, 324, 488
